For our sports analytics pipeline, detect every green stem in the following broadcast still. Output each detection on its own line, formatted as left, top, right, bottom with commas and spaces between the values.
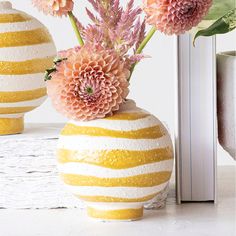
136, 26, 156, 54
68, 11, 84, 46
128, 26, 156, 81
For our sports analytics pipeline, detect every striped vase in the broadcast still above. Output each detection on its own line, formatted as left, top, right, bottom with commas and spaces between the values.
57, 100, 174, 221
0, 1, 56, 135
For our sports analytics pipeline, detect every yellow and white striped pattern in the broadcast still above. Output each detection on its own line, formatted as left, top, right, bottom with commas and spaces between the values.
0, 2, 56, 135
57, 100, 174, 220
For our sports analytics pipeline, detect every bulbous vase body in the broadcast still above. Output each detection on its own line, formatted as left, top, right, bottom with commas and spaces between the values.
57, 100, 174, 221
0, 1, 56, 135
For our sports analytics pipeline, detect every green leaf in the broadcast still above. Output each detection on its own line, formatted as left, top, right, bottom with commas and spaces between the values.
44, 57, 67, 81
194, 8, 236, 44
205, 0, 235, 20
44, 68, 56, 81
53, 57, 67, 65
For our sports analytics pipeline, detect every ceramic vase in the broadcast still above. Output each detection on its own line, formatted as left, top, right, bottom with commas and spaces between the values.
0, 1, 56, 135
217, 51, 236, 160
57, 100, 174, 221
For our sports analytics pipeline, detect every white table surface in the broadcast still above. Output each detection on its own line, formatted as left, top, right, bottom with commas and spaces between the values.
0, 166, 235, 236
0, 123, 63, 139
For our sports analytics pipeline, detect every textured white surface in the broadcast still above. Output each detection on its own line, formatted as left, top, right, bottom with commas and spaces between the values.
0, 96, 47, 108
58, 135, 171, 151
69, 115, 161, 131
0, 113, 24, 118
0, 43, 56, 61
0, 124, 82, 209
66, 182, 169, 199
0, 166, 235, 236
0, 19, 43, 33
58, 160, 174, 177
0, 73, 45, 91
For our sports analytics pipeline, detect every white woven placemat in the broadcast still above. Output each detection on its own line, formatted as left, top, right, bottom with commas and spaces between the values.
0, 124, 83, 209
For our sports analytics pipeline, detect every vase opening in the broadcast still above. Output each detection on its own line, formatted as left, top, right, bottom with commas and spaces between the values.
218, 51, 236, 57
0, 1, 12, 9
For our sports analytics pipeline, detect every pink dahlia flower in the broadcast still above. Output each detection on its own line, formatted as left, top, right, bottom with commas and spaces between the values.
57, 46, 80, 58
143, 0, 212, 35
47, 45, 130, 121
32, 0, 74, 17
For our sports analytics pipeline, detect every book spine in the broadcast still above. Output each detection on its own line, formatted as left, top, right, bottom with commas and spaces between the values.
175, 34, 217, 202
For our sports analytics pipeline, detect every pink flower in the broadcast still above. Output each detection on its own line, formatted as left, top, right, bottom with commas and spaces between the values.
32, 0, 74, 17
143, 0, 212, 35
47, 45, 130, 121
57, 46, 80, 58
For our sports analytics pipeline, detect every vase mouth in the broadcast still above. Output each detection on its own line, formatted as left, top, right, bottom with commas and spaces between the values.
0, 1, 12, 9
218, 51, 236, 57
118, 99, 137, 113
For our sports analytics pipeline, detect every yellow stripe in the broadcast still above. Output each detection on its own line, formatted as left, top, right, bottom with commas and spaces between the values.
57, 148, 173, 169
0, 14, 31, 23
61, 124, 165, 139
0, 107, 35, 114
0, 117, 23, 135
0, 88, 46, 103
0, 57, 54, 75
105, 112, 150, 120
87, 207, 143, 220
77, 192, 159, 203
0, 28, 53, 48
61, 172, 171, 187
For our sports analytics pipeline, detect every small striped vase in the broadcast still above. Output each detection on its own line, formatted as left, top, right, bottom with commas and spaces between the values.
57, 100, 174, 221
0, 1, 56, 135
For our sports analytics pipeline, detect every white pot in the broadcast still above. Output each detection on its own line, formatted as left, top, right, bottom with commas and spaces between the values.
217, 51, 236, 160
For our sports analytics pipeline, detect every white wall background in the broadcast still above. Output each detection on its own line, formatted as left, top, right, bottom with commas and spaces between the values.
7, 0, 236, 165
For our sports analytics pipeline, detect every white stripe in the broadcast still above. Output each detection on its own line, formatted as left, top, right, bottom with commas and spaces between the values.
87, 203, 143, 210
0, 19, 43, 33
0, 113, 24, 118
58, 159, 173, 178
58, 135, 172, 151
0, 9, 20, 14
0, 73, 46, 91
0, 96, 47, 107
0, 43, 56, 61
69, 115, 161, 131
66, 181, 169, 199
119, 108, 148, 114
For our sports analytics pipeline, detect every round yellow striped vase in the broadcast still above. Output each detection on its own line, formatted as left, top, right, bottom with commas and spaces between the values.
0, 1, 56, 135
57, 100, 174, 221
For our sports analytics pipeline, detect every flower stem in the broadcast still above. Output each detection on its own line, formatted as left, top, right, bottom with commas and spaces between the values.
128, 26, 156, 81
68, 11, 84, 46
136, 26, 157, 54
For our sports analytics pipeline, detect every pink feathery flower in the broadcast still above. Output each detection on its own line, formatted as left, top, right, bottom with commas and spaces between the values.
32, 0, 74, 17
47, 44, 130, 121
143, 0, 212, 35
85, 0, 146, 61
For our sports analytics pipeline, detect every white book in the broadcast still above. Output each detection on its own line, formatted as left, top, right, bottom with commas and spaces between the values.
175, 34, 217, 203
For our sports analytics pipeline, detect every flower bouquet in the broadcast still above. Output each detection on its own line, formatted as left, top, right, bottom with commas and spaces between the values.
32, 0, 227, 221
